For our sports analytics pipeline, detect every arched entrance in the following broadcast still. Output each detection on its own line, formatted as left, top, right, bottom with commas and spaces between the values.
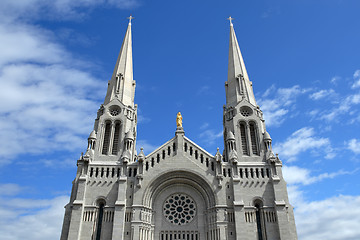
142, 171, 217, 240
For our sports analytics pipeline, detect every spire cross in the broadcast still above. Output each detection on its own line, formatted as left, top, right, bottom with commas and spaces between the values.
227, 16, 234, 26
127, 15, 134, 24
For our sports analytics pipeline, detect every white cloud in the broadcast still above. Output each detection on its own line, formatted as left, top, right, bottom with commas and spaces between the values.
347, 138, 360, 154
258, 85, 308, 127
0, 63, 104, 163
0, 184, 23, 196
295, 195, 360, 240
0, 1, 130, 164
0, 194, 68, 240
309, 89, 335, 100
273, 127, 333, 162
199, 129, 223, 146
283, 165, 360, 240
283, 165, 357, 186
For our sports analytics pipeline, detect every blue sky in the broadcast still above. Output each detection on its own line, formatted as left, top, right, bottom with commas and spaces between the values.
0, 0, 360, 239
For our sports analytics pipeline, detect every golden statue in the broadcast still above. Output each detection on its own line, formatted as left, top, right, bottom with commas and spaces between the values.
176, 112, 183, 127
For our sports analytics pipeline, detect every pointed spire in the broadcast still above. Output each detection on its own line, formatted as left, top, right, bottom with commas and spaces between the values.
226, 18, 257, 107
104, 16, 135, 107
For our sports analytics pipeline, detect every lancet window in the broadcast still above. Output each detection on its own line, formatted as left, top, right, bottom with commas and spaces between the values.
254, 201, 266, 240
102, 122, 111, 155
95, 201, 105, 240
239, 121, 260, 156
239, 122, 249, 155
101, 120, 122, 155
111, 122, 121, 154
249, 122, 259, 155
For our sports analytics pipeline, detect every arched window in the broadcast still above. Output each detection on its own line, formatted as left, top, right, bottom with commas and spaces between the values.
111, 122, 121, 155
239, 123, 249, 155
102, 122, 111, 155
249, 122, 259, 155
254, 201, 266, 240
95, 201, 105, 240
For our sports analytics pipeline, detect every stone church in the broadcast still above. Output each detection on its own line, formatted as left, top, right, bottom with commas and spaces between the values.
60, 17, 298, 240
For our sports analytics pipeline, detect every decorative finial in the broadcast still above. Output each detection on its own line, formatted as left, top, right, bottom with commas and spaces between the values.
227, 16, 234, 26
176, 112, 183, 128
127, 15, 134, 25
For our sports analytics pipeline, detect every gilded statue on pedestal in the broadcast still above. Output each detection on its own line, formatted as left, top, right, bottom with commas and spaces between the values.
176, 112, 183, 127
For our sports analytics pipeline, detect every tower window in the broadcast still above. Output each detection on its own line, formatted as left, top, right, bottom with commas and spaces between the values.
255, 202, 265, 240
249, 122, 259, 155
95, 202, 105, 240
240, 123, 249, 155
111, 122, 121, 155
102, 122, 111, 155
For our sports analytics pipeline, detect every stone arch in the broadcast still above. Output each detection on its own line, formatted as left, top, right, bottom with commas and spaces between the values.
142, 170, 217, 240
93, 196, 107, 206
142, 170, 217, 209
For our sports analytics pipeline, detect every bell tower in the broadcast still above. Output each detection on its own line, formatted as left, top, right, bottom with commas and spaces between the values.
223, 17, 298, 240
60, 16, 137, 240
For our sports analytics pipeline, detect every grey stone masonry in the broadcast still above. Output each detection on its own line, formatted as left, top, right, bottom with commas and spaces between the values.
60, 19, 298, 240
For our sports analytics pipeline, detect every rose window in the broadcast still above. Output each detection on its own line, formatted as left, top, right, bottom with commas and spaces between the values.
240, 106, 253, 117
109, 106, 121, 116
163, 193, 196, 225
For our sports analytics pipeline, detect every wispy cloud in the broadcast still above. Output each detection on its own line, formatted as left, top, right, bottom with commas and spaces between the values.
197, 85, 210, 95
136, 140, 159, 155
198, 122, 222, 146
309, 89, 335, 100
0, 0, 139, 22
283, 165, 358, 186
258, 85, 309, 127
351, 69, 360, 89
273, 127, 334, 162
330, 76, 341, 85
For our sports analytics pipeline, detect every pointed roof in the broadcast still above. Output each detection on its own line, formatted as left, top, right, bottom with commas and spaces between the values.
88, 130, 96, 139
104, 17, 135, 107
227, 19, 257, 107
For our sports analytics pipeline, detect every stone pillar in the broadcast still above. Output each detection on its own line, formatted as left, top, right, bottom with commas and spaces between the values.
112, 177, 127, 240
108, 122, 116, 155
175, 127, 185, 155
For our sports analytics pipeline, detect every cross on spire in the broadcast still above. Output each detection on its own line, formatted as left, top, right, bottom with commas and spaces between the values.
227, 16, 234, 26
127, 15, 134, 24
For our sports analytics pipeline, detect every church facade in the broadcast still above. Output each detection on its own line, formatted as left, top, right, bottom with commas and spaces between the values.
60, 18, 298, 240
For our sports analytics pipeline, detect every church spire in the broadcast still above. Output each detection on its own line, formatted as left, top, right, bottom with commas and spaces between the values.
226, 18, 257, 107
104, 16, 136, 107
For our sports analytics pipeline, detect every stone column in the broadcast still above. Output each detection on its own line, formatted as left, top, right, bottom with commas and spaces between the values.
112, 177, 127, 240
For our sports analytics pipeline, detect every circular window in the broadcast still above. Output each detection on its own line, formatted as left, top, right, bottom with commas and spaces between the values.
163, 193, 196, 225
109, 106, 121, 116
240, 106, 253, 117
